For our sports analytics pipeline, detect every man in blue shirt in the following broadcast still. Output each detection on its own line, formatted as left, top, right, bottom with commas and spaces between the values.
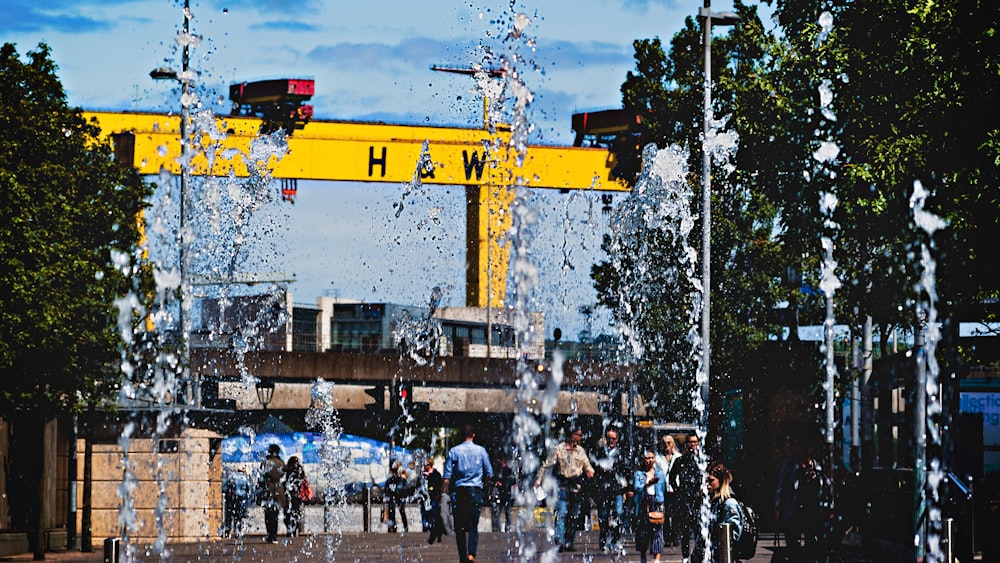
443, 425, 493, 563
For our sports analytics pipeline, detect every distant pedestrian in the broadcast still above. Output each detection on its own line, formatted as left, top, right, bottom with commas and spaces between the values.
385, 459, 410, 533
773, 451, 800, 546
489, 458, 515, 533
670, 434, 705, 562
535, 426, 594, 553
440, 488, 456, 536
630, 450, 665, 563
258, 444, 287, 544
790, 454, 833, 560
591, 427, 627, 554
283, 456, 309, 537
222, 468, 252, 538
655, 434, 680, 546
422, 459, 446, 543
443, 424, 493, 563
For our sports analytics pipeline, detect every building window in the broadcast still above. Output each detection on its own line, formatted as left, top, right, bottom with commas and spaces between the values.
492, 325, 515, 347
470, 326, 486, 345
331, 320, 381, 351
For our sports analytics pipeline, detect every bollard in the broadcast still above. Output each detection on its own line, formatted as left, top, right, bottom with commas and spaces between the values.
719, 522, 734, 563
362, 486, 371, 533
943, 517, 954, 563
103, 537, 120, 563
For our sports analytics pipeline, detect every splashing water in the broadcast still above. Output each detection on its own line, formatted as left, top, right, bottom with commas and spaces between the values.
391, 287, 446, 367
305, 379, 353, 559
816, 10, 835, 46
603, 143, 709, 556
468, 6, 572, 560
911, 180, 948, 561
394, 140, 435, 219
811, 9, 843, 508
113, 2, 292, 557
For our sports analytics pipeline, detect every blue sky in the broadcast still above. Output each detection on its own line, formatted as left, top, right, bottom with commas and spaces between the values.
4, 0, 771, 340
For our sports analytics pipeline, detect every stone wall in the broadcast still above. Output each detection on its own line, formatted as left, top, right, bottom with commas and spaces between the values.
76, 428, 222, 549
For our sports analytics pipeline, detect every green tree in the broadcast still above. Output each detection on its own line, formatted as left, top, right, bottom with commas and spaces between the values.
596, 2, 784, 424
0, 42, 151, 557
774, 0, 1000, 353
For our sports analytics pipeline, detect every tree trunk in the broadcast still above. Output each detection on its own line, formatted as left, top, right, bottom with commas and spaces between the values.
8, 411, 48, 560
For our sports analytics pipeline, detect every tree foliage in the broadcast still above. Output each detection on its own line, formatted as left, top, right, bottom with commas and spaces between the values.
596, 0, 1000, 428
773, 0, 1000, 347
596, 2, 784, 422
0, 42, 152, 414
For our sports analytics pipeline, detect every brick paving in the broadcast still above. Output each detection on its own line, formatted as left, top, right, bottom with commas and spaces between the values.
1, 530, 871, 562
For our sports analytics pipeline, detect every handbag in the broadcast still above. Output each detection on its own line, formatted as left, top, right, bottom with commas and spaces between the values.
648, 511, 664, 525
299, 475, 315, 501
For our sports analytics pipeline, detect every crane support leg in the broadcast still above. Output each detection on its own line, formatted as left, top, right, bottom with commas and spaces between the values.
466, 184, 514, 308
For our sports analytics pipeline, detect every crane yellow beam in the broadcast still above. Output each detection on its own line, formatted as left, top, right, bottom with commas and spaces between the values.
84, 111, 629, 308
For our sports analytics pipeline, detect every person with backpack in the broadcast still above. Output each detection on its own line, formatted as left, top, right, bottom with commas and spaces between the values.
704, 462, 745, 563
258, 444, 287, 544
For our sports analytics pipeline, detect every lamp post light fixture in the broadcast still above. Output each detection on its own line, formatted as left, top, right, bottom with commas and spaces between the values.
255, 379, 275, 411
149, 0, 193, 338
699, 0, 739, 436
151, 0, 197, 405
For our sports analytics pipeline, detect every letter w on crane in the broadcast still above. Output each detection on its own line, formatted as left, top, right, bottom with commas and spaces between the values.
462, 149, 488, 181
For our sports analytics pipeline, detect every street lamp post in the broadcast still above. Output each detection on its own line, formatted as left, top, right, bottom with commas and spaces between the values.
151, 0, 195, 404
699, 1, 739, 437
255, 379, 275, 411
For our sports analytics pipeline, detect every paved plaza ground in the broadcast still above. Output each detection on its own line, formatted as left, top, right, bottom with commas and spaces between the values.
0, 530, 871, 562
0, 505, 969, 562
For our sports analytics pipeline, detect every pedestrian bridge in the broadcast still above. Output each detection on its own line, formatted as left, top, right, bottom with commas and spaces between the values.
194, 349, 643, 417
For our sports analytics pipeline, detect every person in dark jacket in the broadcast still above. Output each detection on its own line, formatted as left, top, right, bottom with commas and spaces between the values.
792, 455, 833, 560
284, 456, 307, 537
385, 459, 410, 533
422, 459, 446, 543
591, 427, 627, 553
489, 458, 515, 533
222, 469, 252, 538
259, 444, 287, 543
670, 434, 705, 562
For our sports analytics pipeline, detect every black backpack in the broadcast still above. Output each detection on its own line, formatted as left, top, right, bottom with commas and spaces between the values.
734, 500, 759, 560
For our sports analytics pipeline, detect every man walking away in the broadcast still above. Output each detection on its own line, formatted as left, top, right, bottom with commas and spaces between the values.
490, 458, 515, 533
443, 425, 493, 563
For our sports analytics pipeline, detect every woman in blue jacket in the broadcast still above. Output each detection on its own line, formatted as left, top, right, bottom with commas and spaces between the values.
707, 462, 744, 562
630, 450, 666, 563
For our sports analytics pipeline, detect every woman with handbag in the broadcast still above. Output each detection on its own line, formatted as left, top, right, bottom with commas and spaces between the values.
284, 456, 311, 537
629, 449, 666, 563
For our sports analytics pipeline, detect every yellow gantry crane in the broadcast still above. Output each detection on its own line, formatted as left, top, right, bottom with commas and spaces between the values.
84, 109, 629, 308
